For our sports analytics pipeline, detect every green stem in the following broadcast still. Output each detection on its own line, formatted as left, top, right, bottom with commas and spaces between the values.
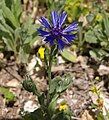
48, 48, 53, 88
48, 45, 58, 88
47, 45, 58, 102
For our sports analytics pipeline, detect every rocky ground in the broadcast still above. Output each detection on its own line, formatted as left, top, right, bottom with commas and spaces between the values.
0, 55, 109, 120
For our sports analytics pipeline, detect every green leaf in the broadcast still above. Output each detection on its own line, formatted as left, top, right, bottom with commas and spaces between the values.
19, 49, 28, 63
61, 49, 77, 63
22, 43, 31, 63
107, 0, 109, 6
4, 0, 13, 9
15, 27, 21, 42
1, 1, 19, 28
0, 86, 15, 104
14, 0, 22, 19
48, 94, 59, 116
24, 36, 32, 44
56, 73, 72, 93
49, 74, 72, 95
96, 112, 104, 120
3, 37, 16, 52
49, 76, 61, 94
89, 49, 109, 60
93, 29, 106, 42
18, 43, 31, 63
104, 106, 109, 119
51, 112, 64, 120
102, 11, 109, 37
89, 50, 98, 60
52, 110, 71, 120
0, 40, 5, 50
86, 14, 94, 23
38, 93, 45, 105
85, 30, 97, 43
0, 19, 14, 41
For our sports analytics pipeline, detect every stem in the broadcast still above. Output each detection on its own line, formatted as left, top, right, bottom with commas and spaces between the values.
48, 45, 58, 88
46, 45, 58, 119
48, 48, 53, 88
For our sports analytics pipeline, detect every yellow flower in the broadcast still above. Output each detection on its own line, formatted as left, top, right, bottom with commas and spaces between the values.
38, 47, 45, 59
95, 13, 103, 22
59, 102, 67, 111
95, 76, 100, 81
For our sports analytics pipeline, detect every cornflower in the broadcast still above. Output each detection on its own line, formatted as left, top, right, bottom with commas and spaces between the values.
37, 11, 78, 50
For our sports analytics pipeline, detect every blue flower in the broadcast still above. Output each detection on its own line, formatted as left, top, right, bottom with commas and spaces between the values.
37, 11, 78, 50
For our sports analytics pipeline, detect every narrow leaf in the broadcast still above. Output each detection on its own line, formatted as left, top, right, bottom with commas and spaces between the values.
61, 49, 77, 63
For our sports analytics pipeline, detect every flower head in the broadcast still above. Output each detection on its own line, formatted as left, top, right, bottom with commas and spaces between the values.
59, 101, 67, 111
38, 47, 45, 59
37, 11, 78, 50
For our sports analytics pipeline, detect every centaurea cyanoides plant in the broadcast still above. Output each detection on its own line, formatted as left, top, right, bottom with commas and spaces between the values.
22, 11, 78, 120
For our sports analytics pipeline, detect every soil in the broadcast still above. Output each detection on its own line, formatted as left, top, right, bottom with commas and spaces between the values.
0, 56, 108, 120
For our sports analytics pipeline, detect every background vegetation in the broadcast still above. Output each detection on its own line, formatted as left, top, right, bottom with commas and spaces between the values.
1, 0, 109, 120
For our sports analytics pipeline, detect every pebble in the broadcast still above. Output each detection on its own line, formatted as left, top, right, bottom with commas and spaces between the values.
98, 64, 109, 75
0, 53, 4, 59
6, 79, 20, 87
23, 100, 39, 113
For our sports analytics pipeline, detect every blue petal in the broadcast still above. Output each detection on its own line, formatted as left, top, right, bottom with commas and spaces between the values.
44, 35, 54, 46
39, 16, 51, 29
63, 22, 78, 33
56, 37, 67, 50
59, 11, 67, 27
37, 29, 50, 36
62, 34, 77, 43
51, 11, 58, 27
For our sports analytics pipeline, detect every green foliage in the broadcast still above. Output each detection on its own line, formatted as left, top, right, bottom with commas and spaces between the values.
46, 0, 65, 16
65, 0, 89, 22
102, 11, 109, 37
49, 73, 72, 94
61, 49, 77, 63
93, 106, 109, 120
84, 11, 109, 60
0, 0, 39, 63
22, 73, 72, 120
104, 107, 109, 119
97, 112, 104, 120
22, 75, 40, 96
0, 86, 16, 104
64, 0, 109, 61
51, 110, 72, 120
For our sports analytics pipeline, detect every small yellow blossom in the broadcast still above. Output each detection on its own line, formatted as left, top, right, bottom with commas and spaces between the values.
38, 47, 45, 59
95, 13, 103, 22
59, 101, 67, 111
95, 76, 100, 81
91, 85, 100, 96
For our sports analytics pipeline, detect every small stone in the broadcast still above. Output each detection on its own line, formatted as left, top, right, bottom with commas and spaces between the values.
98, 65, 109, 75
27, 57, 36, 72
10, 56, 15, 61
57, 56, 65, 64
23, 100, 39, 113
0, 53, 4, 59
6, 79, 20, 87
